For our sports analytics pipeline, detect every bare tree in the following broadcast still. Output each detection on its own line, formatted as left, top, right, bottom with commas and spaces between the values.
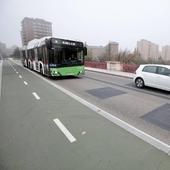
11, 47, 21, 59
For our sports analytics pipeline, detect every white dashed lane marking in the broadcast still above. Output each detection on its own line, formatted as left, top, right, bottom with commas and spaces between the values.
81, 131, 86, 135
24, 81, 28, 85
53, 118, 76, 143
32, 92, 40, 100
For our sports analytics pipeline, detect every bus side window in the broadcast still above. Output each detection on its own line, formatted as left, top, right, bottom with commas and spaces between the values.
28, 49, 33, 60
34, 48, 38, 61
42, 47, 45, 63
31, 49, 35, 60
37, 48, 40, 60
44, 47, 48, 64
28, 50, 30, 60
38, 47, 42, 61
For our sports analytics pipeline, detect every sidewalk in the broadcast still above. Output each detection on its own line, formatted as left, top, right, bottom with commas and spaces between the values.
85, 67, 135, 79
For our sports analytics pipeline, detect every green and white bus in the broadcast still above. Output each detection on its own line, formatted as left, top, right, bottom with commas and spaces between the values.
21, 37, 87, 77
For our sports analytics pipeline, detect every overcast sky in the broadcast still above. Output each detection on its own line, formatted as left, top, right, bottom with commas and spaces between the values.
1, 0, 170, 50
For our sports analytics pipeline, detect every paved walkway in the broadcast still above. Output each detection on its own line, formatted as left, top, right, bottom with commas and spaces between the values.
85, 67, 135, 79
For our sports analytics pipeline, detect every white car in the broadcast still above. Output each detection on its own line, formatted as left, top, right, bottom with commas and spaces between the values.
134, 64, 170, 91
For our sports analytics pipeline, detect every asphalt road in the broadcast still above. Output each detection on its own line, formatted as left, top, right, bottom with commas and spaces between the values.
0, 59, 170, 170
53, 70, 170, 145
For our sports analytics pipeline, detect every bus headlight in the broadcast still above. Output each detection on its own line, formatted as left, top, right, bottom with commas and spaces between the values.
51, 70, 58, 75
54, 70, 58, 75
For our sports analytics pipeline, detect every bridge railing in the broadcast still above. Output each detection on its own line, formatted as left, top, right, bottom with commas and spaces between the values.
85, 61, 139, 73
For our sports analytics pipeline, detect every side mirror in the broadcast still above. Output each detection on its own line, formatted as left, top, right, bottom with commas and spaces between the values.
45, 39, 52, 49
83, 47, 87, 56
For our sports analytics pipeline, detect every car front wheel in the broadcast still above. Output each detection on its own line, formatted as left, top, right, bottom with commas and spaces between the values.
135, 78, 144, 88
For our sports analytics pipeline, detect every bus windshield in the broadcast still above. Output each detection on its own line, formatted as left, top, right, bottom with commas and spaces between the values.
49, 47, 84, 67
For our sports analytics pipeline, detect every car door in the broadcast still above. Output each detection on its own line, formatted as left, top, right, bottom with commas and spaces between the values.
142, 66, 157, 87
156, 66, 170, 91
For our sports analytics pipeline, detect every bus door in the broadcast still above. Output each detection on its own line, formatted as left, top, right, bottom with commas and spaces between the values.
42, 46, 49, 75
34, 48, 38, 71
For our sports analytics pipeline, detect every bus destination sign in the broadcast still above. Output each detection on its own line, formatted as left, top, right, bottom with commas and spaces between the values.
54, 40, 76, 46
62, 41, 76, 46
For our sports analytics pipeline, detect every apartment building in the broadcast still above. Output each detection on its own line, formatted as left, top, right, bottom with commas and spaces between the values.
88, 42, 119, 61
105, 42, 119, 61
162, 45, 170, 61
137, 39, 159, 60
21, 17, 52, 45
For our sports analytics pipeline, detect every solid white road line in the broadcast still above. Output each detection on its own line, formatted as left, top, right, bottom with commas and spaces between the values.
53, 119, 76, 143
11, 59, 170, 155
0, 60, 3, 99
32, 92, 40, 100
19, 75, 22, 79
24, 81, 28, 85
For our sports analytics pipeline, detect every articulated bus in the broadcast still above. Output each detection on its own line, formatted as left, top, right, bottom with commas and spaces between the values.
21, 37, 87, 77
